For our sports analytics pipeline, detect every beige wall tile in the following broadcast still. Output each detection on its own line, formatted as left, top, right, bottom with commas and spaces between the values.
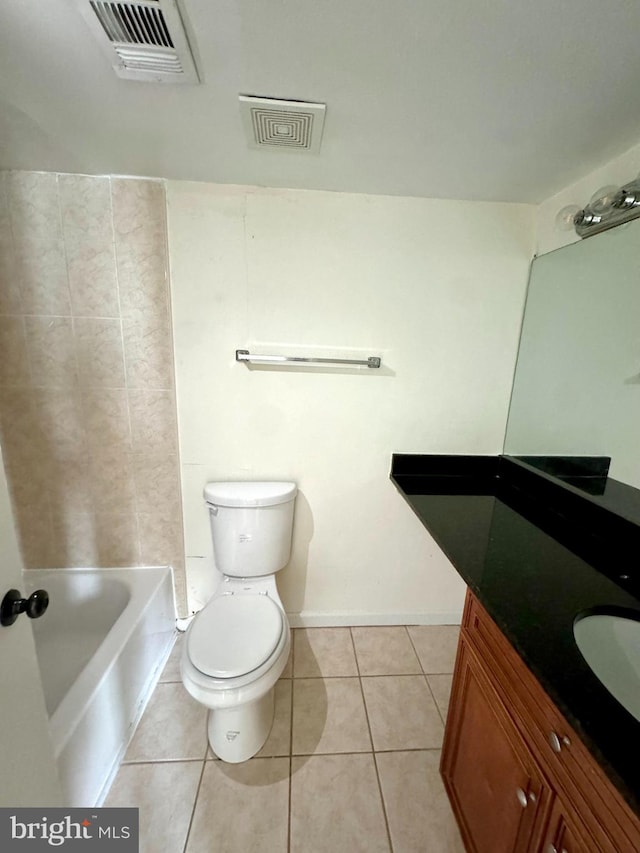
351, 626, 422, 676
51, 511, 100, 568
88, 445, 136, 514
81, 389, 131, 450
123, 313, 174, 389
292, 677, 371, 755
106, 761, 203, 853
95, 512, 141, 566
7, 172, 71, 316
59, 174, 119, 318
74, 317, 125, 387
0, 389, 41, 463
112, 178, 169, 320
49, 456, 92, 514
138, 511, 184, 567
407, 625, 461, 674
0, 173, 22, 315
376, 751, 465, 853
290, 754, 390, 853
32, 388, 87, 458
0, 316, 30, 384
128, 389, 178, 452
187, 758, 289, 853
25, 316, 77, 386
293, 628, 358, 677
124, 682, 207, 762
17, 506, 55, 568
132, 450, 181, 515
362, 675, 444, 751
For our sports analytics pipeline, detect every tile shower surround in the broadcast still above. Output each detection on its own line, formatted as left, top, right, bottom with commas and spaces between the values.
107, 625, 465, 853
0, 171, 187, 615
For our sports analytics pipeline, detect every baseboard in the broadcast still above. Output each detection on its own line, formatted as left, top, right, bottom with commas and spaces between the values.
286, 611, 463, 628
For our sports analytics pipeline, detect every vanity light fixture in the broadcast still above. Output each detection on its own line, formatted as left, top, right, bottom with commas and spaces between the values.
570, 176, 640, 238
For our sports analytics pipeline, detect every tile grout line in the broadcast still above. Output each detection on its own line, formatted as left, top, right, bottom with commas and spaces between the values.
181, 757, 207, 853
287, 629, 295, 853
405, 626, 450, 728
349, 627, 394, 853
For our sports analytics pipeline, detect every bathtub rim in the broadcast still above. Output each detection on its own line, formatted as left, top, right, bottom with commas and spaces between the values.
25, 565, 177, 758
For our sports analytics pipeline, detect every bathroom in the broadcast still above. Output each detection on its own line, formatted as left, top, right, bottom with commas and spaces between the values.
1, 1, 640, 851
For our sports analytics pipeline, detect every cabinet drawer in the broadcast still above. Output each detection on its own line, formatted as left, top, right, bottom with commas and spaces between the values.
462, 590, 640, 853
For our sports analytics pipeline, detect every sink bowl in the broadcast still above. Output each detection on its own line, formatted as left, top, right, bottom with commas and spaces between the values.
573, 610, 640, 724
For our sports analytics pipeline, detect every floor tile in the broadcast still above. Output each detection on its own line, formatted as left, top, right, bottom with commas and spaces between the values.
293, 628, 358, 677
105, 760, 203, 853
362, 675, 444, 751
376, 751, 466, 853
124, 682, 208, 762
257, 679, 292, 757
428, 673, 454, 721
186, 757, 289, 853
351, 626, 421, 675
159, 632, 182, 682
281, 646, 293, 679
292, 677, 371, 754
407, 625, 460, 674
290, 753, 390, 853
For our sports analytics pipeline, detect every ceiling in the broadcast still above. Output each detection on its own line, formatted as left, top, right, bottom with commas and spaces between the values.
2, 0, 640, 204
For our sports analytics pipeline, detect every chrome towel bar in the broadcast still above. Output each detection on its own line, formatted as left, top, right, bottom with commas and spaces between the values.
236, 350, 381, 368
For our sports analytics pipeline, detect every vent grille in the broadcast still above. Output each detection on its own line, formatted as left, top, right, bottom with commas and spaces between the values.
239, 96, 326, 154
78, 0, 199, 83
90, 1, 173, 47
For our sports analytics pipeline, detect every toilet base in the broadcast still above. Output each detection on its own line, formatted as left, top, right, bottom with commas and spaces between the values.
208, 688, 275, 762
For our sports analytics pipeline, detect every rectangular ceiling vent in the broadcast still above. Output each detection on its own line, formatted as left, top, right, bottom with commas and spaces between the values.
239, 96, 326, 154
78, 0, 199, 83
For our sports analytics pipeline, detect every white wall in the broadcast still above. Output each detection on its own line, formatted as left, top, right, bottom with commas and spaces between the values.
167, 182, 534, 624
536, 139, 640, 255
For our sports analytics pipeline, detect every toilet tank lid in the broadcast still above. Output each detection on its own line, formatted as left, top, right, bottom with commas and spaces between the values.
203, 481, 297, 508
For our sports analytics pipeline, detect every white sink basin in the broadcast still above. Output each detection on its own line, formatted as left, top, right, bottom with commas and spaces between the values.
573, 612, 640, 723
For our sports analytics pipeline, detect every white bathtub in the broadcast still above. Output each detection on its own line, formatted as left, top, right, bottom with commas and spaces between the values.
26, 567, 176, 807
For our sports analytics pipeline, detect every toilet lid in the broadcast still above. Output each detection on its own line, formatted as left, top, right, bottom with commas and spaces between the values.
188, 595, 284, 679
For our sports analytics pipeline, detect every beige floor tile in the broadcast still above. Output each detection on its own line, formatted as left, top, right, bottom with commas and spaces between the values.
407, 625, 460, 674
186, 758, 289, 853
293, 627, 358, 677
257, 679, 292, 757
292, 677, 371, 754
281, 646, 293, 679
159, 632, 182, 682
291, 753, 390, 853
376, 751, 466, 853
428, 673, 454, 721
362, 676, 444, 751
105, 760, 203, 853
124, 682, 208, 762
351, 626, 422, 675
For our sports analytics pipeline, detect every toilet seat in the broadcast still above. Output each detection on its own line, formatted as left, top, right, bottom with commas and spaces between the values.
188, 594, 284, 679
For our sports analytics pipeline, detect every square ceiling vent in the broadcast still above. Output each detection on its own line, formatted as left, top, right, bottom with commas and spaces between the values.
239, 96, 326, 154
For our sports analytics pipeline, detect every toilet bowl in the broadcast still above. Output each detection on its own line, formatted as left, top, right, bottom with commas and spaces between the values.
180, 481, 296, 763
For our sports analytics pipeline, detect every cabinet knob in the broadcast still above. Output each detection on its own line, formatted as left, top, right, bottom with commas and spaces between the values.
516, 787, 528, 808
548, 731, 571, 753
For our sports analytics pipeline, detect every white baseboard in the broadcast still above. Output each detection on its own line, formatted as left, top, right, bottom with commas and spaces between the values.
286, 611, 462, 628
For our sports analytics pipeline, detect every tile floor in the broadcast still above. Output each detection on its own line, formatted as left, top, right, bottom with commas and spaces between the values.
106, 625, 465, 853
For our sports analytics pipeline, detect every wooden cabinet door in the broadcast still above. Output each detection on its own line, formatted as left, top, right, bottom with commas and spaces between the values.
442, 638, 551, 853
536, 796, 602, 853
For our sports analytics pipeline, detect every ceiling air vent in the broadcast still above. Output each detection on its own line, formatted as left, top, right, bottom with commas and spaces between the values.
239, 96, 326, 154
78, 0, 199, 83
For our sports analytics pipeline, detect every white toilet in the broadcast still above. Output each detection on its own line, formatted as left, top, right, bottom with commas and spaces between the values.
181, 481, 296, 762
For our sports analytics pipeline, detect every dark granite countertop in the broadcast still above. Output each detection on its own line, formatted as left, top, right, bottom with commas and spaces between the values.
391, 453, 640, 816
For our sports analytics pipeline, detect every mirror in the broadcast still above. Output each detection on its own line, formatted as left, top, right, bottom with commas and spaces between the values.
504, 218, 640, 490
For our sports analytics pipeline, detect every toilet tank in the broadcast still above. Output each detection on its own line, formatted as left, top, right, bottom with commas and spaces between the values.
203, 482, 297, 577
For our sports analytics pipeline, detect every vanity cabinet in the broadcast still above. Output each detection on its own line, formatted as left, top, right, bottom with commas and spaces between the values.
441, 590, 640, 853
